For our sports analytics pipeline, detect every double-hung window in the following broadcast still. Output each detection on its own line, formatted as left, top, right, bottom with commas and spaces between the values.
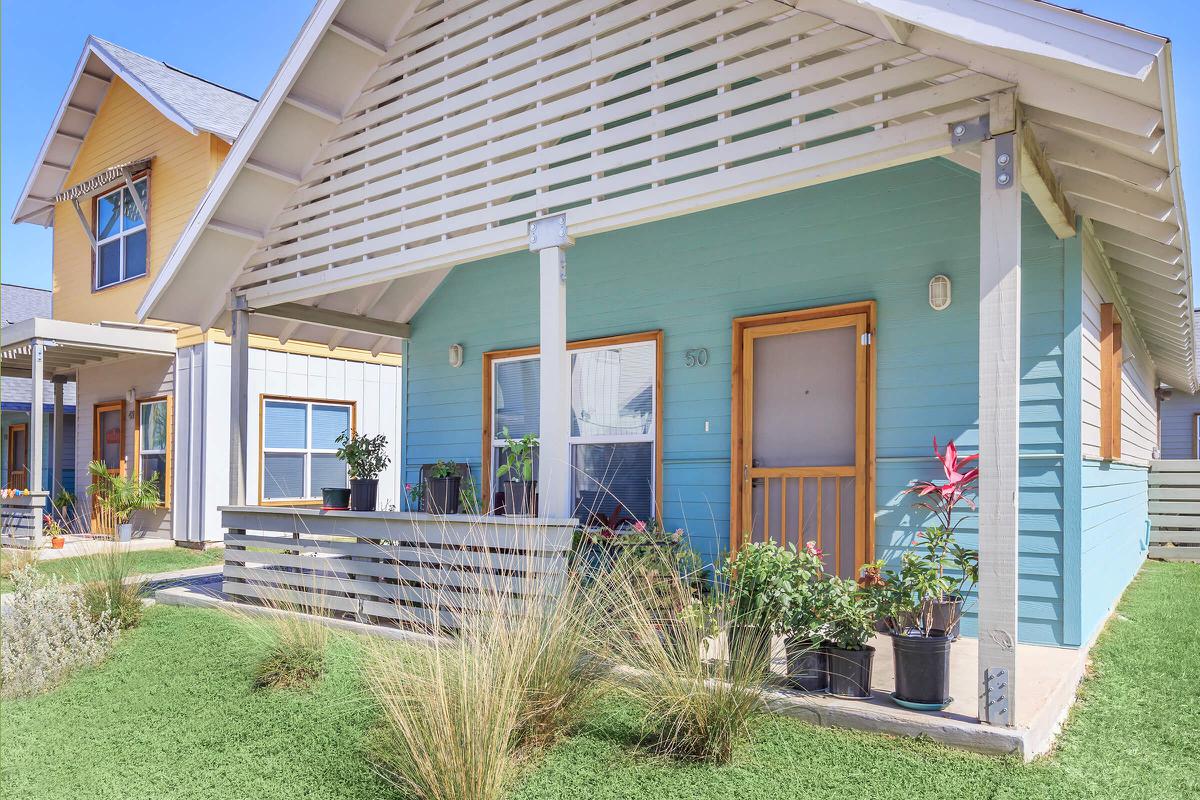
136, 397, 170, 505
95, 176, 148, 289
261, 398, 354, 503
485, 332, 659, 522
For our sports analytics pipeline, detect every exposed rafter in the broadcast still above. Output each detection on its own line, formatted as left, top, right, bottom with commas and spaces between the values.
253, 302, 411, 340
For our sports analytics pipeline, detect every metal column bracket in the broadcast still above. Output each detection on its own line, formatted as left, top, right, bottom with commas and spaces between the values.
993, 133, 1016, 190
949, 115, 989, 149
985, 667, 1011, 726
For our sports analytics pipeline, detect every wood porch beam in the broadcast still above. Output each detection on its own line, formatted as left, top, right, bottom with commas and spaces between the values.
253, 302, 412, 340
977, 96, 1021, 727
1019, 122, 1076, 239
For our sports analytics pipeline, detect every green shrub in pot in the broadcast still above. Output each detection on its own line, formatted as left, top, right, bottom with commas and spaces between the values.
335, 431, 391, 512
779, 541, 829, 692
426, 459, 462, 515
719, 541, 806, 674
496, 428, 537, 516
86, 461, 160, 542
819, 573, 880, 699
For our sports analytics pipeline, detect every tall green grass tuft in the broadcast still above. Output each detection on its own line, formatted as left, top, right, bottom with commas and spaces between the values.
598, 547, 771, 764
75, 545, 146, 630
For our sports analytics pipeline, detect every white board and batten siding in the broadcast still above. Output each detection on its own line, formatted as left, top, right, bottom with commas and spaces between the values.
173, 342, 402, 543
1080, 232, 1158, 465
74, 353, 176, 538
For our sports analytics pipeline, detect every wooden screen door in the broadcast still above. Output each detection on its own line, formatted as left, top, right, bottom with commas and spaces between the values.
92, 401, 126, 532
7, 424, 28, 490
732, 302, 874, 577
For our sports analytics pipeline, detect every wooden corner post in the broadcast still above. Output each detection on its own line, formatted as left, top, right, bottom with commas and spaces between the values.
978, 92, 1021, 727
229, 294, 251, 508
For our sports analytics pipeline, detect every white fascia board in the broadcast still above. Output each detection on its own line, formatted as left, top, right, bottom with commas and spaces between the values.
136, 0, 347, 326
853, 0, 1163, 80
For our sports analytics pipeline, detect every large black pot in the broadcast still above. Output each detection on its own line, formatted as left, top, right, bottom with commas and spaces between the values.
826, 645, 874, 699
502, 478, 536, 516
784, 637, 828, 693
891, 632, 953, 707
426, 475, 461, 515
349, 478, 379, 512
321, 487, 351, 510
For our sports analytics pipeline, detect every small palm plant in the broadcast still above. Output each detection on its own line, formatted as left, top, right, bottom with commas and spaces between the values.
86, 461, 160, 539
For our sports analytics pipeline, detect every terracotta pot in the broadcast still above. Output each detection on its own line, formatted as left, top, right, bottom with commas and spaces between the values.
51, 535, 65, 549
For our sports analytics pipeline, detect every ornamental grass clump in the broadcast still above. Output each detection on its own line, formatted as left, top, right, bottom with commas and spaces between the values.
364, 516, 606, 800
1, 566, 119, 699
75, 545, 146, 630
598, 546, 770, 764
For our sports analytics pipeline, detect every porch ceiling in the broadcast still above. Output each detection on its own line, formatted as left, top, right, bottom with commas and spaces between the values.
139, 0, 1197, 391
0, 318, 177, 379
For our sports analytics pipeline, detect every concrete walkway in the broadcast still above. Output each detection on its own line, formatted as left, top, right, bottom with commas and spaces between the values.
33, 536, 177, 561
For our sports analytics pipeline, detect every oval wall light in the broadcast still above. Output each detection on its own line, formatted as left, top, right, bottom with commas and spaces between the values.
928, 274, 952, 311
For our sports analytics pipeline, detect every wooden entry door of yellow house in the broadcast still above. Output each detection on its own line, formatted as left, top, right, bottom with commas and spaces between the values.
92, 401, 125, 535
731, 302, 874, 577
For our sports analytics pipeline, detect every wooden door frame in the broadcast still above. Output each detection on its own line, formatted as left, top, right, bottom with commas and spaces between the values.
91, 400, 126, 529
6, 423, 28, 490
730, 301, 876, 566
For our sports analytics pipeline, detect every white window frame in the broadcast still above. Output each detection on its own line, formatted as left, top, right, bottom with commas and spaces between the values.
94, 176, 148, 290
259, 397, 354, 504
487, 337, 658, 519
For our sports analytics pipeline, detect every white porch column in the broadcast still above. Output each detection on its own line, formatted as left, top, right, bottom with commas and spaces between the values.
529, 214, 573, 518
52, 376, 66, 493
29, 340, 45, 494
229, 294, 251, 507
977, 99, 1021, 727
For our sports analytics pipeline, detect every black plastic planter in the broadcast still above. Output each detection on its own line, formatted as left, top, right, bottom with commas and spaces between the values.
502, 478, 536, 516
349, 478, 379, 512
321, 487, 351, 510
784, 637, 828, 693
426, 475, 462, 515
891, 632, 953, 707
826, 645, 874, 698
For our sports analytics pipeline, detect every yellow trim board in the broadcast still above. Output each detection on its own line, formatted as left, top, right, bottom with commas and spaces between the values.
173, 326, 402, 366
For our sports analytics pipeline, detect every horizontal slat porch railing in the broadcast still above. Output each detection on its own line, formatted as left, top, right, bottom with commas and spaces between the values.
1, 492, 47, 548
1148, 460, 1200, 562
219, 506, 577, 630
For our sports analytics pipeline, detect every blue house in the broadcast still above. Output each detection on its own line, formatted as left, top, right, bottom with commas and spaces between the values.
142, 0, 1194, 729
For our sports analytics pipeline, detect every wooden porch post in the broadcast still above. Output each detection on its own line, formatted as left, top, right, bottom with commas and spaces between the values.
229, 294, 251, 507
52, 376, 66, 493
529, 214, 573, 518
978, 95, 1021, 727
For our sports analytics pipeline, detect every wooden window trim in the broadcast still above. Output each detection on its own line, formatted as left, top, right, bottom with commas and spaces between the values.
6, 423, 28, 490
1100, 303, 1123, 461
481, 330, 664, 519
91, 170, 150, 293
134, 395, 172, 509
257, 394, 357, 507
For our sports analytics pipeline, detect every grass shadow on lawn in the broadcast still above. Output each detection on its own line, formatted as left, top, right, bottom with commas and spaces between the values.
2, 561, 1196, 800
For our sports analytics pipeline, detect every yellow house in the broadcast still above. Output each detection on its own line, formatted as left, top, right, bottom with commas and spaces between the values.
5, 37, 403, 545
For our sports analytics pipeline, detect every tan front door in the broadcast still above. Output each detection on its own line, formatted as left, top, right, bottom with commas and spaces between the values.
732, 303, 874, 577
92, 401, 125, 533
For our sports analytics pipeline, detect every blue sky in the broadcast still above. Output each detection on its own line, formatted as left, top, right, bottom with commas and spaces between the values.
1, 1, 1197, 290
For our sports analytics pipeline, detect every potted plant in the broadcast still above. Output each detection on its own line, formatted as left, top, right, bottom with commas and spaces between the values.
321, 486, 351, 510
876, 553, 956, 709
719, 541, 804, 674
335, 431, 391, 512
426, 459, 462, 515
86, 460, 160, 542
496, 428, 537, 516
781, 541, 830, 693
44, 514, 66, 549
900, 437, 980, 639
820, 573, 880, 699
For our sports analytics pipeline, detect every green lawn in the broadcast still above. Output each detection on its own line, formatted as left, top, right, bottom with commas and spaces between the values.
3, 561, 1197, 800
0, 546, 222, 593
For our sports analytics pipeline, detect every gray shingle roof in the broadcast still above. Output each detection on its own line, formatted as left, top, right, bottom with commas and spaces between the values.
1, 284, 77, 407
92, 37, 256, 141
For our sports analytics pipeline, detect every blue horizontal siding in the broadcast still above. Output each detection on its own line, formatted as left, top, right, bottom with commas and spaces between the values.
404, 157, 1068, 644
1078, 460, 1148, 642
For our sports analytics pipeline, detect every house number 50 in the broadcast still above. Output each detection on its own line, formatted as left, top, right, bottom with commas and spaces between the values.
684, 348, 709, 367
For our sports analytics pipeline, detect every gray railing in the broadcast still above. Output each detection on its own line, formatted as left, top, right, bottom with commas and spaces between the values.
1149, 461, 1200, 562
1, 493, 48, 549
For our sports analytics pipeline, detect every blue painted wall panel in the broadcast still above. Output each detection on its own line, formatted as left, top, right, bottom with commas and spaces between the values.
404, 158, 1069, 644
1079, 460, 1149, 642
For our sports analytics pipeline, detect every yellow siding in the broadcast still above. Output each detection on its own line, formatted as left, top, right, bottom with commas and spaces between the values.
52, 79, 219, 325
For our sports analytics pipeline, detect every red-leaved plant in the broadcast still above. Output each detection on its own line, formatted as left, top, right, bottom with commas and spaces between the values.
904, 437, 978, 534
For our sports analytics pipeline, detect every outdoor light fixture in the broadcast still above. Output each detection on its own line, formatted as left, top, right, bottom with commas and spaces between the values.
928, 274, 952, 311
448, 343, 464, 368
